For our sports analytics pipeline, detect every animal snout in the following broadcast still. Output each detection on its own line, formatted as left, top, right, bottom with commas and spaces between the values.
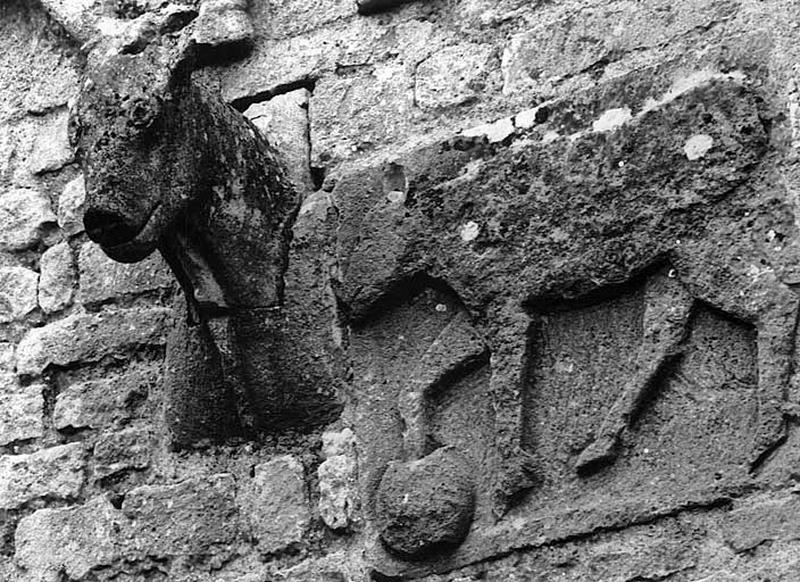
84, 209, 140, 247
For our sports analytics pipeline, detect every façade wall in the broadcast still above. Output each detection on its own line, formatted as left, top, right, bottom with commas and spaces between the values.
5, 0, 800, 581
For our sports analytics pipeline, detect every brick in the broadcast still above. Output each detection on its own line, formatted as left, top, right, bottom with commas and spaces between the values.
78, 241, 173, 306
53, 366, 156, 432
239, 455, 310, 553
0, 187, 56, 251
14, 496, 124, 581
122, 474, 239, 556
38, 242, 76, 314
93, 427, 153, 480
0, 443, 85, 509
0, 267, 39, 323
28, 109, 74, 174
0, 373, 43, 446
15, 308, 171, 376
415, 43, 496, 109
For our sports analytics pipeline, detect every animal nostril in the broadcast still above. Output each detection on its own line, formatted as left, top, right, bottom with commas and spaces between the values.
83, 209, 139, 247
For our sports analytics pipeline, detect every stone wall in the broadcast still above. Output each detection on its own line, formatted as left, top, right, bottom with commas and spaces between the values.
4, 0, 800, 580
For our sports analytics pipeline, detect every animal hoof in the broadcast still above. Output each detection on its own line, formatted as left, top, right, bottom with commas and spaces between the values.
375, 446, 475, 560
575, 437, 617, 475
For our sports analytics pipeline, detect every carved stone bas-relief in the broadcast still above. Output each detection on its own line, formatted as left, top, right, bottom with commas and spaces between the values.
69, 8, 303, 445
334, 69, 800, 575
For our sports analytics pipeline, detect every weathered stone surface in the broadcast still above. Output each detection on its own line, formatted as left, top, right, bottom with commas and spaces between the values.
37, 0, 111, 42
78, 241, 173, 306
240, 455, 310, 553
93, 427, 153, 480
721, 495, 800, 553
53, 366, 156, 431
194, 0, 253, 51
415, 43, 495, 109
376, 446, 475, 558
0, 443, 85, 509
24, 66, 79, 115
14, 496, 124, 581
122, 474, 239, 556
245, 88, 313, 193
57, 175, 86, 237
0, 188, 56, 251
16, 308, 171, 376
38, 242, 75, 314
0, 373, 43, 446
0, 343, 13, 371
500, 2, 739, 96
0, 267, 39, 323
28, 109, 74, 174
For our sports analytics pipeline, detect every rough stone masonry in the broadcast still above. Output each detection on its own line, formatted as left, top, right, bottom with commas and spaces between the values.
6, 0, 800, 581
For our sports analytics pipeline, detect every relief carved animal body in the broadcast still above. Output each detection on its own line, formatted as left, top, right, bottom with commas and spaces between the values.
335, 74, 800, 558
69, 10, 299, 443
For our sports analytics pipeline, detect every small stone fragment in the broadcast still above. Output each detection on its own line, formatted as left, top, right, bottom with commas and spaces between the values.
684, 134, 714, 160
0, 443, 85, 509
462, 117, 515, 143
0, 187, 56, 251
38, 242, 76, 314
240, 455, 310, 554
28, 110, 74, 174
15, 308, 171, 376
321, 427, 355, 458
0, 267, 39, 323
592, 107, 633, 132
375, 446, 475, 558
318, 455, 357, 530
0, 373, 43, 446
78, 241, 173, 306
93, 427, 153, 480
58, 175, 86, 237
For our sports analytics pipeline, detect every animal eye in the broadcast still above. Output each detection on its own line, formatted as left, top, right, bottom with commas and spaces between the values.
128, 98, 159, 129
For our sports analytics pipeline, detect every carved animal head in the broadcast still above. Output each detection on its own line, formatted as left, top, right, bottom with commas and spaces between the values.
69, 8, 200, 263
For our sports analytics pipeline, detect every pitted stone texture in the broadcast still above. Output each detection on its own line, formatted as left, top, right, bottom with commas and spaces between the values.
93, 427, 153, 480
0, 373, 43, 446
15, 496, 124, 582
24, 66, 80, 115
38, 242, 76, 314
0, 188, 56, 251
376, 446, 475, 558
37, 0, 109, 42
78, 242, 173, 306
16, 308, 171, 376
0, 267, 39, 323
245, 88, 313, 194
122, 474, 239, 556
0, 443, 85, 509
53, 366, 156, 432
28, 109, 74, 174
721, 495, 800, 553
240, 455, 310, 554
194, 0, 253, 51
415, 43, 496, 110
58, 175, 86, 237
0, 343, 14, 371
